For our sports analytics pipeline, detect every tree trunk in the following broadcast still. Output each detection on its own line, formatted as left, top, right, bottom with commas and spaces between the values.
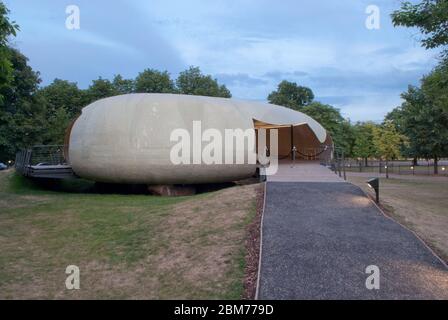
434, 155, 438, 175
364, 157, 368, 167
412, 157, 417, 166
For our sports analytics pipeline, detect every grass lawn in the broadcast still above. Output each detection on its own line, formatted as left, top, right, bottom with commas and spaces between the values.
0, 170, 260, 299
347, 173, 448, 263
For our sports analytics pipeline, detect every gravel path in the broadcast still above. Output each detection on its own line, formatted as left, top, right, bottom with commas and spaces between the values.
257, 182, 448, 299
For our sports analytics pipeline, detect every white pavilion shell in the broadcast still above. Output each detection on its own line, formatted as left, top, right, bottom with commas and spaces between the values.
68, 93, 330, 184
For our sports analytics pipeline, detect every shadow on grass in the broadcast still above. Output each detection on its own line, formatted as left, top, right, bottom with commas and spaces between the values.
7, 173, 96, 194
7, 170, 253, 196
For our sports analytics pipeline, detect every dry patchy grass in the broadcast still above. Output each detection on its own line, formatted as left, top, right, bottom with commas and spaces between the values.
347, 173, 448, 263
0, 170, 261, 299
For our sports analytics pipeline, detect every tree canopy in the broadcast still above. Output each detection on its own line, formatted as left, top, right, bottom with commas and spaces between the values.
388, 85, 448, 165
391, 0, 448, 56
0, 48, 46, 161
134, 69, 175, 94
352, 122, 378, 164
301, 102, 355, 155
176, 66, 231, 98
86, 77, 119, 102
267, 80, 314, 110
372, 120, 405, 161
388, 0, 448, 172
0, 2, 19, 104
421, 59, 448, 114
112, 74, 134, 95
36, 79, 86, 118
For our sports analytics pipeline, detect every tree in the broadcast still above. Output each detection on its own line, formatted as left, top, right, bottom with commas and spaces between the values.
176, 66, 231, 98
372, 121, 406, 175
301, 102, 355, 156
85, 77, 118, 103
112, 74, 134, 94
0, 48, 46, 161
335, 120, 356, 158
41, 106, 71, 145
421, 59, 448, 114
385, 107, 414, 162
352, 122, 378, 166
267, 80, 314, 110
134, 69, 175, 93
301, 102, 343, 135
391, 0, 448, 57
36, 79, 86, 118
0, 2, 19, 104
391, 0, 448, 171
396, 85, 448, 173
30, 78, 88, 149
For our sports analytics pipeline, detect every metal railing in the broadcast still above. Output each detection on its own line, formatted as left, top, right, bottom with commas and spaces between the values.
294, 145, 332, 161
327, 146, 347, 180
15, 145, 69, 177
277, 145, 333, 162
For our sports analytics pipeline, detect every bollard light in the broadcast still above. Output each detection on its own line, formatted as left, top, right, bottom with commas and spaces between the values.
366, 177, 379, 203
442, 167, 446, 171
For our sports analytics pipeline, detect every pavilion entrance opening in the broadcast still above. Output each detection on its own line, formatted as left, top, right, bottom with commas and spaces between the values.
253, 119, 333, 162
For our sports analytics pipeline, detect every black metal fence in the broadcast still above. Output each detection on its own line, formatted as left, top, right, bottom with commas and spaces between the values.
321, 151, 448, 178
343, 162, 448, 176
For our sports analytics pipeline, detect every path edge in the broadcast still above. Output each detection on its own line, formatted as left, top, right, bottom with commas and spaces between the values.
254, 181, 267, 300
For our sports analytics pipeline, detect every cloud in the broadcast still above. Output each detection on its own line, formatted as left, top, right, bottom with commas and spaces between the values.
263, 70, 309, 80
308, 67, 425, 93
215, 73, 268, 86
7, 0, 441, 121
335, 95, 403, 122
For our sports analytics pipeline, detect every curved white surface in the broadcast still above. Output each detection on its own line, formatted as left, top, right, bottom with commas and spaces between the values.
231, 99, 327, 143
69, 94, 328, 184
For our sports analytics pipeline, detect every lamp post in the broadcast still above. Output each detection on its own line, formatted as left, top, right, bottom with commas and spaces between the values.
366, 177, 379, 203
385, 161, 389, 179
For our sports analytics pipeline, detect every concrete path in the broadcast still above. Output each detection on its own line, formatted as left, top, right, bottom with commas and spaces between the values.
258, 182, 448, 299
267, 160, 344, 182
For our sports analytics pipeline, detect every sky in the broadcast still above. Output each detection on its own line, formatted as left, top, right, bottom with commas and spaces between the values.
5, 0, 441, 121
